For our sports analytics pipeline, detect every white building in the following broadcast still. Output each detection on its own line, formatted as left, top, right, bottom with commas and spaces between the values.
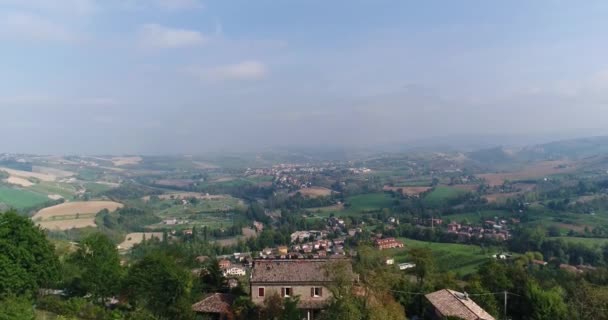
223, 267, 247, 277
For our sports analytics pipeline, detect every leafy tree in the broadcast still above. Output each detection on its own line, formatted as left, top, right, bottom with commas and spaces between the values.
70, 233, 122, 302
409, 247, 435, 287
124, 253, 193, 320
0, 211, 59, 296
0, 295, 35, 320
524, 281, 568, 320
199, 258, 225, 293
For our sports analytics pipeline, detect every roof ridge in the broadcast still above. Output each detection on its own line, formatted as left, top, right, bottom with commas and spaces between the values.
447, 289, 481, 319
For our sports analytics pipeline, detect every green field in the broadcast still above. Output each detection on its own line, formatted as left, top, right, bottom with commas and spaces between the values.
422, 186, 468, 208
342, 193, 396, 215
83, 182, 115, 195
443, 210, 511, 224
548, 236, 608, 246
0, 186, 50, 209
386, 238, 499, 275
29, 181, 78, 199
146, 196, 245, 229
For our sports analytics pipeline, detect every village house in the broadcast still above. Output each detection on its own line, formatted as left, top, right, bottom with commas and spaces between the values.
192, 293, 236, 320
374, 237, 405, 250
250, 259, 354, 320
425, 289, 495, 320
218, 259, 231, 270
223, 266, 247, 277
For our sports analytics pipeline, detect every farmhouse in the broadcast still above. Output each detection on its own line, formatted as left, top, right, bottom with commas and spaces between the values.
250, 258, 354, 319
425, 289, 495, 320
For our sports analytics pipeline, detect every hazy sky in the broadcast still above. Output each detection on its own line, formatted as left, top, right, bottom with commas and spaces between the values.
2, 0, 608, 154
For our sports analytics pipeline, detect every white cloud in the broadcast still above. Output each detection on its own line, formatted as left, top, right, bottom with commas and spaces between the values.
0, 12, 73, 42
138, 24, 206, 49
206, 61, 268, 81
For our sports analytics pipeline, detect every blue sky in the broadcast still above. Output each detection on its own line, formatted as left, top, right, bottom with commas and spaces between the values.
1, 0, 608, 154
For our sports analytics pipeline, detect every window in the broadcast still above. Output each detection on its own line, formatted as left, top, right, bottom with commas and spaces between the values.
312, 287, 322, 297
282, 287, 292, 297
258, 287, 265, 297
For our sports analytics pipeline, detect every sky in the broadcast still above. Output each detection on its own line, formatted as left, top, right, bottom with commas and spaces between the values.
2, 0, 608, 154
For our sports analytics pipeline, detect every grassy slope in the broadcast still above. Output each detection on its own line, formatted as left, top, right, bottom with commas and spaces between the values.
422, 186, 468, 207
0, 186, 50, 209
385, 238, 498, 275
342, 193, 395, 216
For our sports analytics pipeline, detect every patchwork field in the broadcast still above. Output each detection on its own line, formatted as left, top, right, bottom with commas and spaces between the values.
118, 232, 163, 250
477, 160, 575, 186
0, 186, 50, 209
33, 201, 123, 230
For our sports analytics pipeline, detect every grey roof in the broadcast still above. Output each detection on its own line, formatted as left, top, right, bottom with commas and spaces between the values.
251, 259, 351, 283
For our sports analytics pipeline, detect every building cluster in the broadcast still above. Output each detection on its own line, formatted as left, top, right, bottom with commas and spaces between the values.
191, 258, 495, 320
446, 219, 512, 241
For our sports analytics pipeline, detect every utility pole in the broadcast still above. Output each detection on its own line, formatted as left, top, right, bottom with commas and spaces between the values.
504, 290, 508, 320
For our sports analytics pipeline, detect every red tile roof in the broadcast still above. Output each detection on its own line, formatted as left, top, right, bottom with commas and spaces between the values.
425, 289, 495, 320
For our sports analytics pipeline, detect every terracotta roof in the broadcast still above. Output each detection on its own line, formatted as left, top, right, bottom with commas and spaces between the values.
425, 289, 495, 320
251, 259, 352, 283
192, 293, 235, 314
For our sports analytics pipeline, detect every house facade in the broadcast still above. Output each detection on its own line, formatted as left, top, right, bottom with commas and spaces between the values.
250, 259, 352, 320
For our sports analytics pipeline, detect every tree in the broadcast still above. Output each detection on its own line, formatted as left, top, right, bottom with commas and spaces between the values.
70, 233, 122, 302
409, 248, 435, 287
199, 258, 225, 293
524, 281, 568, 320
125, 253, 193, 320
0, 211, 59, 296
0, 295, 36, 320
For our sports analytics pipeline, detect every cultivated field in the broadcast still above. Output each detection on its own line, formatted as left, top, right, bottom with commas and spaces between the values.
32, 166, 74, 178
118, 232, 163, 250
477, 160, 575, 186
142, 192, 228, 201
0, 167, 56, 181
6, 176, 34, 187
111, 156, 142, 166
388, 238, 498, 275
383, 185, 431, 196
0, 186, 50, 209
423, 186, 468, 208
293, 186, 334, 198
33, 201, 123, 230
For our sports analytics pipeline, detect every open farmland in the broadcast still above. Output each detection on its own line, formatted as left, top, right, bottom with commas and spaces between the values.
118, 232, 163, 250
33, 201, 123, 230
477, 160, 575, 186
387, 238, 497, 275
6, 176, 34, 187
383, 185, 431, 196
422, 186, 468, 208
293, 186, 335, 198
112, 156, 142, 166
0, 186, 50, 209
339, 192, 396, 216
0, 167, 56, 181
142, 192, 230, 201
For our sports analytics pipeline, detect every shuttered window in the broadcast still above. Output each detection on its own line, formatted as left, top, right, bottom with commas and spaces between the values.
258, 287, 265, 297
